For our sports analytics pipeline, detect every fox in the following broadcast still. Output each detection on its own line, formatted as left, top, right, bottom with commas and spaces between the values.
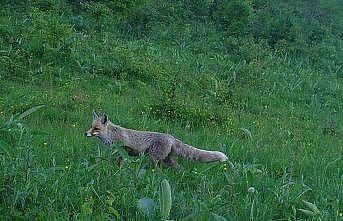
85, 111, 228, 168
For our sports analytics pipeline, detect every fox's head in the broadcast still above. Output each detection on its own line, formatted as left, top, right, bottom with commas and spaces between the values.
85, 110, 113, 145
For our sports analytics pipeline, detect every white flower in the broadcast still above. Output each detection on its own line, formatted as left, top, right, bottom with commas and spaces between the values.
248, 187, 255, 193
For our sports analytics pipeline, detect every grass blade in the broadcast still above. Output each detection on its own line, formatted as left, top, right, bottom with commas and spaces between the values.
240, 127, 252, 139
211, 212, 228, 221
298, 209, 314, 216
0, 139, 11, 157
302, 200, 321, 214
18, 105, 45, 120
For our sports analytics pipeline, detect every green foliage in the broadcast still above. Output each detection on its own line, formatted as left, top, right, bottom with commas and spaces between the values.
213, 0, 253, 36
84, 2, 112, 18
149, 100, 225, 127
160, 179, 172, 219
31, 0, 68, 12
0, 0, 342, 220
137, 197, 156, 216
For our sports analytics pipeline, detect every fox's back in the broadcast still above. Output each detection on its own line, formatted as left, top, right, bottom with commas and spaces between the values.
122, 128, 174, 151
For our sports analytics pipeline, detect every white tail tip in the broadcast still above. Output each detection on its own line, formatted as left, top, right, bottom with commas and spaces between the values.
217, 152, 228, 162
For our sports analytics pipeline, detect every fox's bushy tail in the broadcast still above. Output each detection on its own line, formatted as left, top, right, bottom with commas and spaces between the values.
172, 139, 228, 163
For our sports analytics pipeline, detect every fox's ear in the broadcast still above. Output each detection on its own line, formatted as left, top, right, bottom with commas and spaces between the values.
92, 110, 99, 120
101, 114, 108, 124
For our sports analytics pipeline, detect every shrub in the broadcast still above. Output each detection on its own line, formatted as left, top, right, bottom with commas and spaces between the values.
213, 0, 253, 36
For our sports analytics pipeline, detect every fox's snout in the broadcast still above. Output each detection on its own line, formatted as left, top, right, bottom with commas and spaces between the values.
85, 129, 100, 137
85, 130, 96, 137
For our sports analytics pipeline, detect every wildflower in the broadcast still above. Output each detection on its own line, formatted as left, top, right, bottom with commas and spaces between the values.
72, 124, 76, 127
248, 187, 255, 193
65, 165, 69, 169
43, 142, 48, 146
223, 163, 228, 171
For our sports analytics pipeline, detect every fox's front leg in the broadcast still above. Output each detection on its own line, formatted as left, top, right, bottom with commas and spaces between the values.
123, 146, 140, 156
116, 146, 139, 167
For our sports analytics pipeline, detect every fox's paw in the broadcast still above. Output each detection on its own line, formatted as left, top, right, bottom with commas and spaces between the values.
117, 156, 126, 167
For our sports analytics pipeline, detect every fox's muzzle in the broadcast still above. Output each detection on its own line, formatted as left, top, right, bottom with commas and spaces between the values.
85, 130, 100, 137
85, 131, 94, 137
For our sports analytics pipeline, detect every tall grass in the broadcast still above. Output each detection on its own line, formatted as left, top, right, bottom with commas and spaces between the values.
0, 0, 342, 220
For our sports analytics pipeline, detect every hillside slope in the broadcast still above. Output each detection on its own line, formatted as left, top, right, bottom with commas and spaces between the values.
0, 1, 342, 220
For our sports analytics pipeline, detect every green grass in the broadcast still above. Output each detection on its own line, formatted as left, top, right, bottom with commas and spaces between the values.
0, 0, 342, 220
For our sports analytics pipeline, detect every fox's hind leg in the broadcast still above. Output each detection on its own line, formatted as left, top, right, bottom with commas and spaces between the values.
147, 138, 172, 167
163, 154, 180, 169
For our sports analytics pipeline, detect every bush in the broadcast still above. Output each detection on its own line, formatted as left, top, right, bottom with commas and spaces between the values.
148, 76, 226, 127
213, 0, 252, 36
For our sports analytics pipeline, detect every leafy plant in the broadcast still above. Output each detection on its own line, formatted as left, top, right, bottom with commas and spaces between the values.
160, 179, 172, 220
0, 105, 45, 150
298, 200, 322, 219
137, 197, 156, 216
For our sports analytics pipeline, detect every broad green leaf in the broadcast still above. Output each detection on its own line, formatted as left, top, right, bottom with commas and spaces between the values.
302, 200, 320, 214
160, 179, 172, 219
137, 197, 155, 216
298, 209, 314, 216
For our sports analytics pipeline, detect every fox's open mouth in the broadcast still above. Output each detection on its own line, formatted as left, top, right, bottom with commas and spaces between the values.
85, 132, 95, 137
85, 131, 100, 137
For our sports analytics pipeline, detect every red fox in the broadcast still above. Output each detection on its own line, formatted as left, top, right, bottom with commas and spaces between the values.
85, 111, 228, 168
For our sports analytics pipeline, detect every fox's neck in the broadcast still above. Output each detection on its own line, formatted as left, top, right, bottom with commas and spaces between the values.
107, 122, 130, 144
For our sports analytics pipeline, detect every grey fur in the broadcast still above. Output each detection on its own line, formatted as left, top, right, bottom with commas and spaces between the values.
92, 110, 99, 120
85, 114, 228, 168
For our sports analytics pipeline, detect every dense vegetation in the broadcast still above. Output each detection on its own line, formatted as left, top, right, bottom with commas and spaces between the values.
0, 0, 342, 220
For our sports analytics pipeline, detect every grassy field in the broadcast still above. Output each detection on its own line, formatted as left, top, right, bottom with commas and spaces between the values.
0, 0, 342, 220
